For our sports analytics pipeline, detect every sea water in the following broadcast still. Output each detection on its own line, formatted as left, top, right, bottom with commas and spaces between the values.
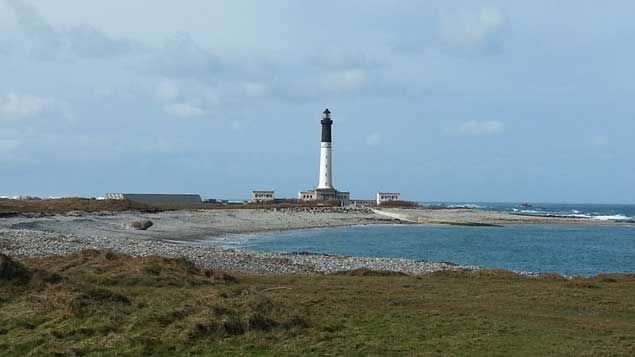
433, 202, 635, 222
236, 224, 635, 276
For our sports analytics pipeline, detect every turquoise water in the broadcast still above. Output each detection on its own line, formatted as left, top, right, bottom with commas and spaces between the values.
238, 224, 635, 276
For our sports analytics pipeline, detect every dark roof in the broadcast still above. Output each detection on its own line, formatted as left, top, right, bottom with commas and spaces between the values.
115, 193, 202, 206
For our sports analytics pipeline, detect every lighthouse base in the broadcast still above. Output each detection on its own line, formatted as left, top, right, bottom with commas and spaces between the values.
298, 188, 350, 204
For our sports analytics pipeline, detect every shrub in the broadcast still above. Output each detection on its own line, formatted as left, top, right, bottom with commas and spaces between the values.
0, 254, 32, 283
67, 287, 131, 316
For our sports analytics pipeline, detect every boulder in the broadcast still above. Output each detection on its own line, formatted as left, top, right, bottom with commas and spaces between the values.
129, 220, 154, 230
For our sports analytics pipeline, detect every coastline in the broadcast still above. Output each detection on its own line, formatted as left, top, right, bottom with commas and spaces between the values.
1, 207, 631, 276
0, 227, 469, 275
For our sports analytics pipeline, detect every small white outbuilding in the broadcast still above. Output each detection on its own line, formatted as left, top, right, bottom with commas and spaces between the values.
376, 192, 401, 205
251, 191, 275, 202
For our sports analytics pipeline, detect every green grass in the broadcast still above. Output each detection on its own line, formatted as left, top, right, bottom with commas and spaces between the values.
1, 251, 634, 356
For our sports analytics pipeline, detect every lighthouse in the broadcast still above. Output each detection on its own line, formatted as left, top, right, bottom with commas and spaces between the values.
298, 108, 350, 203
318, 108, 334, 189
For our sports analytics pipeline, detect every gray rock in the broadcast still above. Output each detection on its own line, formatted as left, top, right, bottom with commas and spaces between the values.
129, 220, 154, 230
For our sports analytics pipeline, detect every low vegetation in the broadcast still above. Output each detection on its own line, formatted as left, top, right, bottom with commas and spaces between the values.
376, 200, 421, 208
0, 198, 347, 216
0, 251, 634, 356
0, 198, 156, 216
0, 196, 432, 216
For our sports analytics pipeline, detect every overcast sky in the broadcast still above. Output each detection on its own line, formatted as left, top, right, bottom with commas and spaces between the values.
1, 0, 634, 203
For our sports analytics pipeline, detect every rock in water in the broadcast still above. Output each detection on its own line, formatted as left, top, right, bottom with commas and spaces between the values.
129, 220, 154, 230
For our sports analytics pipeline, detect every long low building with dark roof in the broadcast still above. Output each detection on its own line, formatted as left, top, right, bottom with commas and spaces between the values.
105, 193, 202, 207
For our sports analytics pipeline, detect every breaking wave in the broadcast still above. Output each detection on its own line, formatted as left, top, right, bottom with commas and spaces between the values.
432, 202, 635, 222
447, 204, 483, 209
510, 209, 633, 221
592, 215, 631, 221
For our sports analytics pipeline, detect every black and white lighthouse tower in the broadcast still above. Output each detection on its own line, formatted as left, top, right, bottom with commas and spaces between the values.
298, 108, 350, 203
317, 108, 334, 189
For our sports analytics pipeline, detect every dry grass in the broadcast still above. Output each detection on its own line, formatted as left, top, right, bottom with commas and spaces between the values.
0, 198, 156, 215
377, 200, 421, 208
0, 251, 634, 356
0, 198, 346, 216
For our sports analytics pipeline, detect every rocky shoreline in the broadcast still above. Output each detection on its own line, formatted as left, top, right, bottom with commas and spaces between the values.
2, 207, 625, 276
0, 227, 471, 275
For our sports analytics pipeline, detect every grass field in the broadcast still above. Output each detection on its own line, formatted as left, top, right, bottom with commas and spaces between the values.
1, 250, 634, 356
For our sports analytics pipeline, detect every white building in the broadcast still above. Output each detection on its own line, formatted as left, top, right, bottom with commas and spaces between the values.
298, 191, 316, 200
377, 192, 401, 205
251, 191, 275, 202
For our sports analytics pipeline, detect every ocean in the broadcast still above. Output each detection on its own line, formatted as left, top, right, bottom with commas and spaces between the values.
230, 203, 635, 276
432, 202, 635, 222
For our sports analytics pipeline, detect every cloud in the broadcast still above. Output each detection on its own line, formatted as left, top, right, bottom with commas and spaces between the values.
162, 102, 207, 118
66, 25, 135, 59
154, 79, 220, 119
314, 48, 378, 69
458, 120, 504, 135
6, 0, 136, 60
0, 93, 53, 121
366, 132, 383, 147
312, 48, 380, 96
156, 79, 181, 101
142, 33, 222, 79
5, 0, 62, 60
320, 69, 369, 93
242, 82, 268, 97
142, 35, 275, 115
438, 7, 507, 54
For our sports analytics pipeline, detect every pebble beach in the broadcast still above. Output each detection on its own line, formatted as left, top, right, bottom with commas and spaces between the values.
1, 207, 622, 275
0, 227, 469, 275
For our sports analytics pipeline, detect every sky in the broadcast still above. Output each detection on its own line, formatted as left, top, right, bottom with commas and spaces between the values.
0, 0, 634, 203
